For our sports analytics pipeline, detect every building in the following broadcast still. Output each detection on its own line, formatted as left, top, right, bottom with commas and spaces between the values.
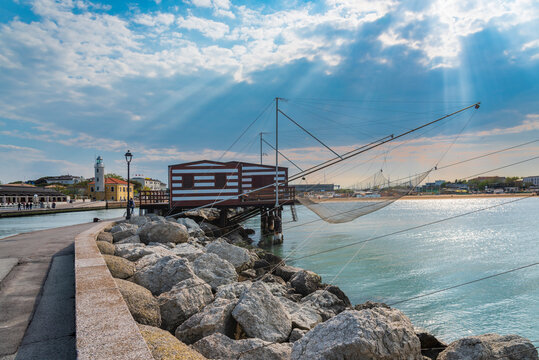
523, 176, 539, 186
87, 156, 133, 201
0, 184, 68, 204
38, 175, 85, 185
132, 176, 167, 191
292, 184, 335, 193
88, 177, 134, 201
166, 160, 292, 208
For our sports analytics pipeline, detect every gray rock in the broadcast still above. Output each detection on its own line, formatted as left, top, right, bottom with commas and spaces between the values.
115, 278, 161, 327
110, 223, 137, 234
158, 276, 213, 332
205, 238, 252, 271
146, 213, 165, 222
274, 265, 302, 281
177, 217, 205, 237
278, 296, 322, 330
290, 270, 321, 296
113, 228, 138, 243
415, 328, 447, 360
300, 290, 347, 321
128, 215, 150, 227
96, 231, 113, 243
199, 222, 222, 237
115, 234, 141, 244
171, 243, 205, 262
185, 208, 221, 221
193, 253, 238, 291
215, 281, 253, 301
114, 243, 146, 261
438, 334, 538, 360
291, 308, 422, 360
135, 253, 166, 271
192, 333, 292, 360
133, 255, 195, 295
138, 221, 189, 245
289, 328, 307, 342
232, 282, 292, 342
175, 298, 237, 345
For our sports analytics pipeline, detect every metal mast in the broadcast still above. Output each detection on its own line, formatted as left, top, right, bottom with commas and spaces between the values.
260, 132, 263, 164
275, 97, 279, 208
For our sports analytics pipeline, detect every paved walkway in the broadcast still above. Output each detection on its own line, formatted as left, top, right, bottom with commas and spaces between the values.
0, 222, 98, 359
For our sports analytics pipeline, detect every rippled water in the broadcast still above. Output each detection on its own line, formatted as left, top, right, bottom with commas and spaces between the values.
248, 197, 539, 343
0, 208, 128, 239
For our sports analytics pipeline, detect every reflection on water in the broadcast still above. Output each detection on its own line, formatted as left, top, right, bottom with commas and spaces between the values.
0, 208, 129, 239
246, 198, 539, 343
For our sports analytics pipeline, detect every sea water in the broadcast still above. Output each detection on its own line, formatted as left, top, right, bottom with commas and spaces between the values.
248, 197, 539, 343
0, 208, 129, 239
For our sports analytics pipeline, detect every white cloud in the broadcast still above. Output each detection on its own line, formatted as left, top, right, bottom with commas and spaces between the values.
378, 0, 538, 68
177, 15, 229, 39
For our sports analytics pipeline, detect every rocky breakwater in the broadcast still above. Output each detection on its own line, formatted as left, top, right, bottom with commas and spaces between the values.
95, 210, 538, 360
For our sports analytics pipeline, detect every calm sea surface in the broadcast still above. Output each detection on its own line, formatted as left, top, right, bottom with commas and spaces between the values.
1, 200, 537, 343
247, 197, 539, 343
0, 208, 128, 239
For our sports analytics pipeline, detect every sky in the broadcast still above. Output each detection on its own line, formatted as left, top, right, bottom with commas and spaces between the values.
0, 0, 538, 187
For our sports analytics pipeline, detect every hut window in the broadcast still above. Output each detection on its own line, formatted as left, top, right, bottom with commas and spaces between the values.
111, 186, 114, 191
91, 187, 94, 192
216, 174, 226, 188
183, 175, 194, 188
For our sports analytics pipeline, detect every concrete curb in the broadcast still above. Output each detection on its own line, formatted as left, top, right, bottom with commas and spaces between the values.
74, 221, 153, 360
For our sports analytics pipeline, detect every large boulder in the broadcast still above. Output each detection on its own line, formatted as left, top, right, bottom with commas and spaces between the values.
415, 328, 447, 360
137, 324, 207, 360
300, 290, 347, 321
292, 308, 422, 360
110, 223, 137, 234
185, 208, 220, 222
171, 243, 205, 262
103, 254, 135, 279
113, 228, 138, 243
96, 240, 115, 255
115, 279, 161, 327
158, 276, 214, 332
274, 265, 302, 281
193, 253, 238, 291
289, 270, 321, 296
205, 239, 252, 272
114, 243, 146, 261
215, 281, 252, 301
115, 234, 141, 244
438, 334, 538, 360
278, 296, 322, 330
192, 333, 292, 360
138, 221, 189, 245
177, 217, 205, 237
128, 215, 151, 227
232, 282, 292, 342
97, 231, 113, 243
133, 255, 195, 295
175, 298, 237, 345
199, 223, 223, 237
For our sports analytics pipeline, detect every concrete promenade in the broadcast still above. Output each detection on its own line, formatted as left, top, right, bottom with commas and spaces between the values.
0, 222, 98, 359
0, 201, 129, 218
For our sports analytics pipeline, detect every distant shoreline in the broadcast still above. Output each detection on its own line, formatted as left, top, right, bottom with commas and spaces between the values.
312, 193, 537, 202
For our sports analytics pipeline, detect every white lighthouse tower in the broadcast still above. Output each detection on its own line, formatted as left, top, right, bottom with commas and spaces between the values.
94, 156, 105, 193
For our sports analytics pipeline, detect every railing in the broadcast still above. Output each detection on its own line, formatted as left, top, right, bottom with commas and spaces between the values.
242, 186, 295, 203
139, 190, 169, 205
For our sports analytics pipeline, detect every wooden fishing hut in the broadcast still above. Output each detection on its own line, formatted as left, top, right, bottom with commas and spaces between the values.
139, 160, 296, 244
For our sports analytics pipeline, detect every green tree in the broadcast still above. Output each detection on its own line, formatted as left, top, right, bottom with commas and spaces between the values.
105, 173, 126, 181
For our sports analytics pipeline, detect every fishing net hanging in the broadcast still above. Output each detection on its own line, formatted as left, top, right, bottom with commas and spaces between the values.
296, 170, 431, 223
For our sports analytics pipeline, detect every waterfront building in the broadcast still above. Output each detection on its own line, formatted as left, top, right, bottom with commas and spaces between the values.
292, 184, 336, 193
132, 176, 167, 191
0, 184, 68, 204
87, 156, 134, 201
87, 178, 134, 201
523, 176, 539, 186
37, 175, 85, 185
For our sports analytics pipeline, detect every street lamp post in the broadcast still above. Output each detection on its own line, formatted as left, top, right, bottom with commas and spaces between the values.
125, 150, 133, 220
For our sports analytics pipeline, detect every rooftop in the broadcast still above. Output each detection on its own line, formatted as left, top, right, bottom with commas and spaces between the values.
88, 177, 133, 185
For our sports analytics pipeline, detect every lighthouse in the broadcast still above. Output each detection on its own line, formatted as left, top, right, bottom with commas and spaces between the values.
94, 156, 105, 193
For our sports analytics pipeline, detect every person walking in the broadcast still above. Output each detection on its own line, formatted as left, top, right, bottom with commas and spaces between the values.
18, 202, 21, 211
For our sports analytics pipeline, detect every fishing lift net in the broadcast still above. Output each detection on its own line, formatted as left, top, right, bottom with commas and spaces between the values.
296, 170, 431, 224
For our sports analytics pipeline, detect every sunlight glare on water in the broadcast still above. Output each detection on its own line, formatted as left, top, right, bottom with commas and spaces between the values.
247, 197, 539, 343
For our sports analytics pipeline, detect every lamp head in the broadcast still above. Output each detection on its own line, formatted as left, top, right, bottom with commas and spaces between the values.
124, 150, 133, 164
